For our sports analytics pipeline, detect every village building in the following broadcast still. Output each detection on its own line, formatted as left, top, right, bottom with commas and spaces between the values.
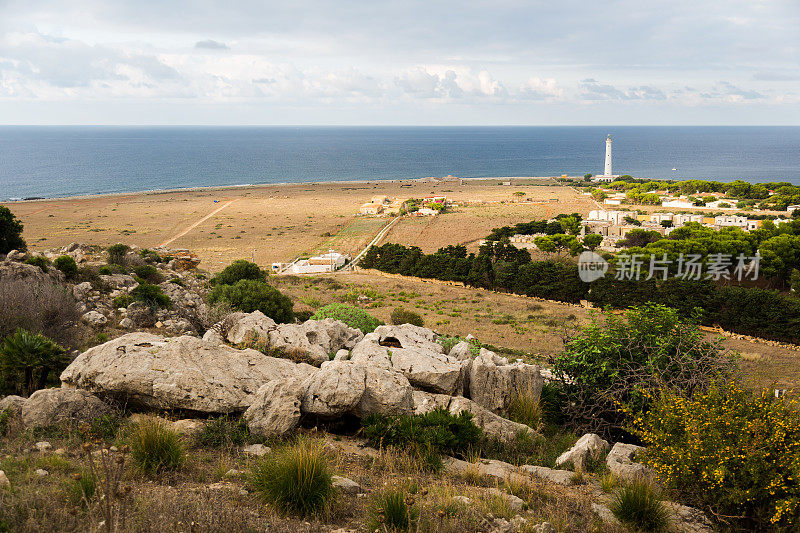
288, 252, 348, 274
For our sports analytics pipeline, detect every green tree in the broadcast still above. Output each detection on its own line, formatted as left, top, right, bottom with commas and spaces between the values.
0, 329, 68, 396
208, 279, 294, 323
559, 216, 582, 235
583, 233, 603, 251
0, 205, 26, 254
211, 259, 268, 286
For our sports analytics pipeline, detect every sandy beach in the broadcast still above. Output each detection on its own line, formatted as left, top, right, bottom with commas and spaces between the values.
3, 178, 594, 271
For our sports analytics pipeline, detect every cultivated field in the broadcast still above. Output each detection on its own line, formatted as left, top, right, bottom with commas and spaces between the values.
5, 179, 590, 271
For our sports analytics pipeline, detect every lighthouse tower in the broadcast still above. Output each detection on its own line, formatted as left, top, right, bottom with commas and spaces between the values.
603, 134, 613, 177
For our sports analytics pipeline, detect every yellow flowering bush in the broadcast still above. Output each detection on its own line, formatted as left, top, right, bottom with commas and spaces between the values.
632, 381, 800, 529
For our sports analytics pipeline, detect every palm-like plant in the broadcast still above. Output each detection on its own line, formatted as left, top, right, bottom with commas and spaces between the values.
0, 328, 68, 396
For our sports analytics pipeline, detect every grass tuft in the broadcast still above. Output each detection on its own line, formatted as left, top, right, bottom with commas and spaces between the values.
249, 437, 334, 517
129, 419, 186, 475
610, 479, 669, 532
368, 484, 420, 531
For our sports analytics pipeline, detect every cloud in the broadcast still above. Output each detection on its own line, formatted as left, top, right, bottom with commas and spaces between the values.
752, 70, 799, 82
702, 81, 765, 102
579, 79, 627, 101
520, 76, 562, 100
194, 40, 229, 50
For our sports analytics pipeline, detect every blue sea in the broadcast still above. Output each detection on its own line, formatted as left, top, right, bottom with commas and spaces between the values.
1, 126, 799, 201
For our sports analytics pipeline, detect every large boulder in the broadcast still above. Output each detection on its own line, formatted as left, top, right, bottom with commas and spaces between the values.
0, 395, 26, 414
60, 333, 316, 413
81, 310, 108, 326
244, 379, 304, 437
99, 274, 138, 291
225, 311, 277, 345
355, 365, 413, 417
555, 433, 610, 471
268, 319, 364, 364
301, 361, 366, 417
468, 349, 543, 413
21, 388, 111, 428
351, 325, 461, 394
412, 391, 537, 443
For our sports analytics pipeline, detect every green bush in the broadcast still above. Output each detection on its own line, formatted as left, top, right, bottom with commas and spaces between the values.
132, 264, 162, 284
129, 283, 171, 309
211, 259, 267, 286
106, 244, 130, 265
609, 479, 669, 532
98, 265, 113, 275
551, 304, 734, 437
250, 437, 334, 516
53, 255, 78, 279
0, 205, 26, 254
195, 415, 249, 448
112, 294, 131, 308
362, 408, 482, 459
24, 256, 50, 272
0, 328, 68, 396
139, 249, 162, 263
294, 309, 314, 323
633, 381, 800, 529
390, 307, 424, 327
310, 303, 382, 333
368, 485, 419, 531
207, 279, 294, 323
129, 419, 185, 475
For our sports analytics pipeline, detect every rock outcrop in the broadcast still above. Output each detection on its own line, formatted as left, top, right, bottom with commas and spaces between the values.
21, 388, 111, 428
268, 319, 364, 364
468, 349, 542, 413
244, 379, 304, 437
606, 442, 653, 481
556, 433, 610, 471
60, 332, 316, 413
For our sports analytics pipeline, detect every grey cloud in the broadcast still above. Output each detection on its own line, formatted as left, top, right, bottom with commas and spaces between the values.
752, 70, 799, 81
703, 81, 765, 100
580, 79, 626, 100
195, 40, 229, 50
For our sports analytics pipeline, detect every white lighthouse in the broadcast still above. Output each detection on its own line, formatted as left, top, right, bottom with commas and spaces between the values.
594, 134, 619, 182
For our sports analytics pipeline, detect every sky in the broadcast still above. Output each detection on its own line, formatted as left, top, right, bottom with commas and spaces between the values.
0, 0, 798, 125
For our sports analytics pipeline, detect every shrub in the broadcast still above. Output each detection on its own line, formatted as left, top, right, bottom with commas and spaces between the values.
139, 249, 162, 263
0, 328, 68, 396
506, 386, 542, 430
53, 255, 78, 279
609, 479, 669, 532
132, 264, 162, 284
390, 307, 424, 327
294, 309, 314, 323
98, 265, 113, 275
0, 205, 26, 254
362, 408, 482, 459
550, 304, 735, 437
207, 279, 294, 323
211, 259, 267, 286
195, 415, 249, 448
368, 485, 419, 531
0, 278, 81, 348
310, 303, 382, 333
632, 381, 800, 529
129, 419, 185, 475
129, 283, 171, 309
107, 244, 130, 265
25, 255, 50, 272
249, 437, 334, 516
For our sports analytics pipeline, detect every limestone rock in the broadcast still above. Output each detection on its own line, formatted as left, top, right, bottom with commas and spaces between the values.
301, 361, 366, 417
606, 442, 653, 482
242, 444, 271, 457
35, 441, 52, 452
244, 379, 304, 437
35, 469, 48, 477
72, 281, 93, 301
60, 333, 315, 413
332, 475, 362, 494
519, 465, 574, 486
169, 419, 206, 436
664, 501, 714, 533
355, 365, 413, 417
413, 391, 536, 443
448, 341, 473, 360
487, 487, 524, 512
0, 470, 9, 488
268, 319, 363, 364
225, 310, 277, 345
468, 348, 542, 413
81, 310, 108, 326
99, 274, 137, 291
22, 388, 111, 428
555, 433, 610, 471
118, 318, 133, 329
0, 395, 25, 414
351, 325, 461, 394
334, 349, 350, 361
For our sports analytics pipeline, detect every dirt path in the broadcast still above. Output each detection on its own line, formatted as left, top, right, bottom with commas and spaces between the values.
157, 199, 237, 248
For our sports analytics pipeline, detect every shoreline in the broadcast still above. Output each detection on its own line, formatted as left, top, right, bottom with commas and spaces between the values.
2, 176, 561, 204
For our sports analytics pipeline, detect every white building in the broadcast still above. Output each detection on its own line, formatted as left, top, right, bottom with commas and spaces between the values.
714, 215, 749, 229
288, 252, 348, 274
788, 205, 800, 213
672, 214, 704, 226
588, 209, 630, 225
604, 198, 622, 206
593, 134, 620, 181
650, 212, 674, 224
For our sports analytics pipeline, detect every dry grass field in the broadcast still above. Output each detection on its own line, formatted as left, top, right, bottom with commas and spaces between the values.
272, 269, 800, 391
5, 179, 591, 271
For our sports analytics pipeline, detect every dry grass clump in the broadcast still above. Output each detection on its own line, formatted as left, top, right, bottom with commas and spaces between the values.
610, 479, 669, 532
128, 418, 186, 475
249, 436, 334, 517
506, 385, 543, 430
